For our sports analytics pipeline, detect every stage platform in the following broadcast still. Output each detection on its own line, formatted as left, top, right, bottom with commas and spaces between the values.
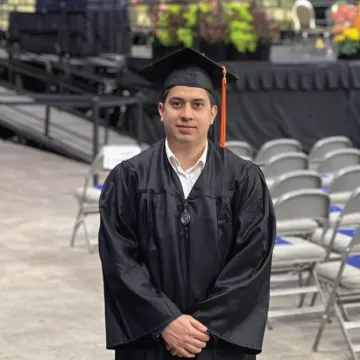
0, 139, 357, 360
0, 45, 359, 164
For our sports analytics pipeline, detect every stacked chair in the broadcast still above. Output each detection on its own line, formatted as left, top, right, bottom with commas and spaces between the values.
226, 136, 360, 360
70, 144, 143, 253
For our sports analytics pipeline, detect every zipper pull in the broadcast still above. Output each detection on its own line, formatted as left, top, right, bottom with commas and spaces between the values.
180, 200, 191, 225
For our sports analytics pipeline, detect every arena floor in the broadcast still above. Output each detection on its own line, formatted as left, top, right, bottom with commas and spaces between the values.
0, 140, 354, 360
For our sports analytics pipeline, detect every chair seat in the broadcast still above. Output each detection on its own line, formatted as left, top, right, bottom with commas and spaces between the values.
276, 219, 319, 236
330, 191, 352, 206
74, 186, 101, 204
316, 257, 360, 290
311, 228, 353, 252
328, 212, 360, 226
273, 236, 326, 268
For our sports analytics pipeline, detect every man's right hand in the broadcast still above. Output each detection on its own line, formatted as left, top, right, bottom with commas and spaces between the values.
161, 315, 210, 358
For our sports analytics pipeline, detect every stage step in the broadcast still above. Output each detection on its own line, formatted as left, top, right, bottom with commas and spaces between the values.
0, 86, 139, 163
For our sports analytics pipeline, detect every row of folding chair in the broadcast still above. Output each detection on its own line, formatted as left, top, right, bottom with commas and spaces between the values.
226, 135, 354, 169
267, 165, 360, 207
269, 186, 360, 359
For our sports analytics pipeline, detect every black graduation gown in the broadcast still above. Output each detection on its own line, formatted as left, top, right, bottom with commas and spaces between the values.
98, 139, 276, 360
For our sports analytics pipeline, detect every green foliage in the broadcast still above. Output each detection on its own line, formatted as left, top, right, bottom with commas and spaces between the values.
156, 5, 183, 47
224, 2, 258, 53
339, 38, 360, 55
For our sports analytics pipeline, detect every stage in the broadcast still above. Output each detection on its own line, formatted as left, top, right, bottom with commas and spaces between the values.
123, 57, 360, 152
0, 46, 360, 160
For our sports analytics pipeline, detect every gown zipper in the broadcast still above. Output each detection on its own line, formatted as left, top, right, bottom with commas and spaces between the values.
180, 197, 191, 311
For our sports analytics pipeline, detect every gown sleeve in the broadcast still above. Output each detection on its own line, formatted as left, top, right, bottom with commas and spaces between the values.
98, 162, 182, 349
192, 163, 276, 355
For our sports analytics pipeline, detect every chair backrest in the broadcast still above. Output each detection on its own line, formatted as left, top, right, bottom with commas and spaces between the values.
309, 136, 352, 165
270, 170, 321, 199
342, 186, 360, 218
225, 140, 253, 158
87, 144, 142, 186
328, 165, 360, 194
274, 189, 330, 224
348, 225, 360, 254
255, 139, 302, 165
318, 149, 360, 174
262, 152, 308, 178
292, 0, 316, 31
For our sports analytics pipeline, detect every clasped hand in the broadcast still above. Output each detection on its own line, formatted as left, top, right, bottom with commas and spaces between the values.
161, 315, 210, 358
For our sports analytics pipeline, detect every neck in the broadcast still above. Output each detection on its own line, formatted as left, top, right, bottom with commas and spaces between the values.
167, 138, 207, 170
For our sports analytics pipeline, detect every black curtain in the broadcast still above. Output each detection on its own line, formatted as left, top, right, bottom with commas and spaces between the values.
122, 60, 360, 151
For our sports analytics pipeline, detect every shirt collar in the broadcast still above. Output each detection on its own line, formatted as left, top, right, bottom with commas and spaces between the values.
165, 139, 208, 171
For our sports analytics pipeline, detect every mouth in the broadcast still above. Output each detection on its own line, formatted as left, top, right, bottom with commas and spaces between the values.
177, 125, 196, 129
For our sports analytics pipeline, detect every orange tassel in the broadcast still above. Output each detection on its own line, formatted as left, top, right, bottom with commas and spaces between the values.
220, 66, 227, 148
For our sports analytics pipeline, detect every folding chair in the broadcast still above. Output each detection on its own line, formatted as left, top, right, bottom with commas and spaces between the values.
255, 138, 302, 166
312, 187, 360, 259
70, 144, 142, 253
309, 136, 353, 170
327, 165, 360, 206
318, 149, 360, 186
269, 170, 321, 201
225, 140, 253, 160
313, 226, 360, 360
263, 152, 308, 189
269, 190, 329, 324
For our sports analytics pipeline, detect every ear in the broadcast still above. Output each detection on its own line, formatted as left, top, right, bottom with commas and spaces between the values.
210, 105, 218, 125
158, 102, 164, 122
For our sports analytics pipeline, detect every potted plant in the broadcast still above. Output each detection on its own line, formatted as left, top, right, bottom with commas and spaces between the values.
224, 2, 258, 61
152, 4, 193, 60
197, 3, 230, 61
249, 4, 278, 61
331, 2, 360, 59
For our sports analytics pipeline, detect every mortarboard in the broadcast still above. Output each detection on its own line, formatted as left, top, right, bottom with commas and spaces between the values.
140, 47, 238, 148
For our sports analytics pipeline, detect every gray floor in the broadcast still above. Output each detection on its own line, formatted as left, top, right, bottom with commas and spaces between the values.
0, 140, 355, 360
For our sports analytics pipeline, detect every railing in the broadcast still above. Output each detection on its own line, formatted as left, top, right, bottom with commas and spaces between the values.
0, 92, 144, 162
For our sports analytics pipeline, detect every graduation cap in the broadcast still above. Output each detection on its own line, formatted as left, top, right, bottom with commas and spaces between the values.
140, 47, 238, 148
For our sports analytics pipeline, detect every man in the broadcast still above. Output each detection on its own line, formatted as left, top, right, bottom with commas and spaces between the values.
98, 48, 276, 360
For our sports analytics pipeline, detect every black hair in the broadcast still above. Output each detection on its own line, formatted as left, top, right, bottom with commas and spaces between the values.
160, 88, 217, 107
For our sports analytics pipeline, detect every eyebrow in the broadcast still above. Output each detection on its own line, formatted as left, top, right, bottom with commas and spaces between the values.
169, 97, 206, 102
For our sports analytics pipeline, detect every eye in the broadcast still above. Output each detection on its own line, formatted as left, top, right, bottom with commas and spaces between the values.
193, 102, 204, 109
170, 100, 182, 108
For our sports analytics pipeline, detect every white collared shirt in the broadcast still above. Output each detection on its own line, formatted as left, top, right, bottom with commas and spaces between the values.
165, 139, 208, 199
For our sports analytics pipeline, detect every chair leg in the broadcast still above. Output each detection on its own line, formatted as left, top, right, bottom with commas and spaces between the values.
70, 208, 84, 247
82, 218, 95, 254
312, 283, 337, 352
298, 269, 313, 308
334, 301, 360, 360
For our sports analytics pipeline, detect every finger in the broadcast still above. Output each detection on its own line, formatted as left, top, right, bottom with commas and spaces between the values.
188, 317, 207, 332
190, 330, 210, 342
187, 338, 207, 349
177, 347, 196, 358
184, 344, 202, 354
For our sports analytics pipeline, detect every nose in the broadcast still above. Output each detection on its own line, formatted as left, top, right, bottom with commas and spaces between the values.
180, 103, 194, 121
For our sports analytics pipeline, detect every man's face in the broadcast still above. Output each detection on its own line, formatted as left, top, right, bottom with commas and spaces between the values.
158, 86, 218, 145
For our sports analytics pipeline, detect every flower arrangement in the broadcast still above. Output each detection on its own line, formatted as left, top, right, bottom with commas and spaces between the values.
332, 2, 360, 56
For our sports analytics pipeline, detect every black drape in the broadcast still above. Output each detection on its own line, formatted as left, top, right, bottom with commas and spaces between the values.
122, 60, 360, 152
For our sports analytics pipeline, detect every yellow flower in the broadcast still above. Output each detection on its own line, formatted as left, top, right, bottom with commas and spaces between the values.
334, 34, 346, 42
344, 28, 360, 40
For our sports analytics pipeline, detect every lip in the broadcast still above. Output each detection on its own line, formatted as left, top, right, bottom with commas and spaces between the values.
177, 125, 196, 128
